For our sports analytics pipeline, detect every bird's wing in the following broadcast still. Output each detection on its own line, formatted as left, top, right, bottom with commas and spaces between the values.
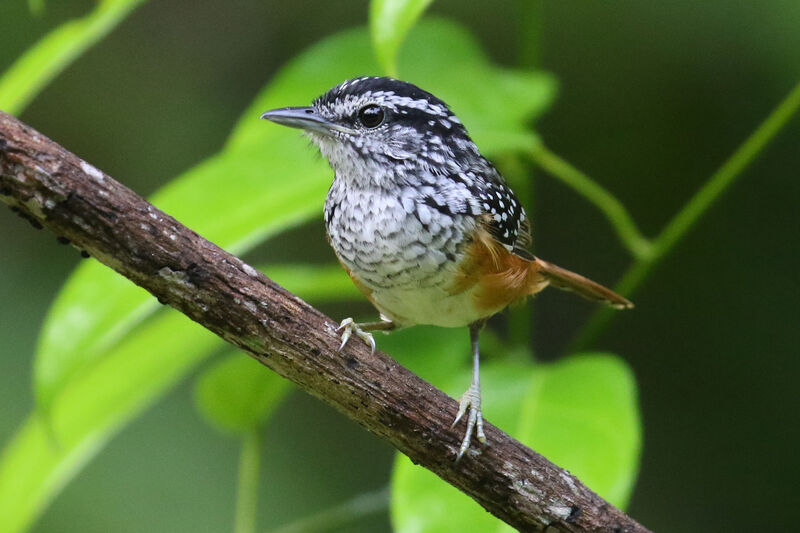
473, 164, 533, 260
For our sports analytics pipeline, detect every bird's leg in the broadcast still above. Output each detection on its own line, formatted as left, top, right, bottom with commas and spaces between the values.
453, 320, 488, 461
337, 317, 396, 354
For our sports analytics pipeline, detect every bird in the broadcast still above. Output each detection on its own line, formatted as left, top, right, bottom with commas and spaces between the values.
261, 76, 632, 461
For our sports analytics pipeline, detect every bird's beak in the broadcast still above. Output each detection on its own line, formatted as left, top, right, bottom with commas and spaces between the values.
260, 106, 353, 135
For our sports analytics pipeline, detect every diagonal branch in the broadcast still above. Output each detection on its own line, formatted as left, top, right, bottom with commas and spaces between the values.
0, 111, 650, 533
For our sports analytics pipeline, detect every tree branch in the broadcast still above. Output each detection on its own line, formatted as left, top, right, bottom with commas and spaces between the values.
0, 111, 650, 533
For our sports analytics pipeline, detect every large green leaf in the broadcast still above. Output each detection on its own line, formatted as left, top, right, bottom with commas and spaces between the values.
516, 354, 641, 508
378, 325, 476, 387
194, 353, 292, 435
396, 30, 555, 154
369, 0, 434, 76
34, 18, 557, 414
265, 264, 361, 303
0, 312, 221, 533
391, 353, 641, 533
395, 21, 556, 155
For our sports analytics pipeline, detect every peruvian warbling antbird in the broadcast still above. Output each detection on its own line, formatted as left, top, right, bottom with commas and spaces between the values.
261, 76, 632, 461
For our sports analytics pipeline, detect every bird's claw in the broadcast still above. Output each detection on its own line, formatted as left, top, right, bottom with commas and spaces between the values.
452, 382, 487, 461
336, 317, 376, 354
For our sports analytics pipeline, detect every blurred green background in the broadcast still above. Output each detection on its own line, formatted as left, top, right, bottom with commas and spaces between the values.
1, 1, 798, 532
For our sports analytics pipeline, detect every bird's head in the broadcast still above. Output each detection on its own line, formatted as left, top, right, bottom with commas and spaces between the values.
261, 77, 479, 187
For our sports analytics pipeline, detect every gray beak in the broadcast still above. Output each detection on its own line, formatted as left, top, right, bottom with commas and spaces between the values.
260, 106, 352, 135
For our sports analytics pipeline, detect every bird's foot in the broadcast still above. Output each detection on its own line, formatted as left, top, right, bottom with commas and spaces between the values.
336, 317, 376, 354
452, 381, 487, 461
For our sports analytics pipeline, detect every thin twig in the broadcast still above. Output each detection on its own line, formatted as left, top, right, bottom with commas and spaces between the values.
0, 111, 650, 532
570, 81, 800, 351
235, 431, 261, 533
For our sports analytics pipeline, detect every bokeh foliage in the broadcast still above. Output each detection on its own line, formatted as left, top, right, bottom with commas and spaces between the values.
1, 1, 798, 532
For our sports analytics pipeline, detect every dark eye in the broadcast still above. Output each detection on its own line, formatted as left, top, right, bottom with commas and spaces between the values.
358, 105, 385, 128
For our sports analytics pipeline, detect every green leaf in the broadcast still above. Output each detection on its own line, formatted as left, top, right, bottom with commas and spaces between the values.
391, 360, 538, 533
0, 311, 222, 533
395, 23, 556, 154
34, 18, 556, 414
369, 0, 434, 76
194, 354, 292, 435
517, 353, 641, 509
263, 264, 361, 304
378, 325, 474, 387
0, 0, 148, 115
391, 353, 641, 533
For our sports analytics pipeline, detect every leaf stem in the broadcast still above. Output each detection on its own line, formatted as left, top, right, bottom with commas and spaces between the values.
265, 487, 389, 533
570, 81, 800, 351
235, 430, 261, 533
528, 143, 653, 259
516, 0, 543, 67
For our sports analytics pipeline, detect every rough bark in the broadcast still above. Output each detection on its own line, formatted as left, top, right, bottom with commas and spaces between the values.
0, 111, 651, 533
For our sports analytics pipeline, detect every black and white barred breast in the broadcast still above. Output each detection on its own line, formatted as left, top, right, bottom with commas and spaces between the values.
315, 77, 531, 327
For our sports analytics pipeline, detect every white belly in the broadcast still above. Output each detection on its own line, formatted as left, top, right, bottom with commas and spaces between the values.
369, 283, 486, 328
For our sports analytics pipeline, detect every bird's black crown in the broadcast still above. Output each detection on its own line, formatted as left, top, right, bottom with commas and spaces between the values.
315, 76, 449, 112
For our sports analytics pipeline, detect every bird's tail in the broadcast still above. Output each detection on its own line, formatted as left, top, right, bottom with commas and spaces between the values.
533, 257, 633, 310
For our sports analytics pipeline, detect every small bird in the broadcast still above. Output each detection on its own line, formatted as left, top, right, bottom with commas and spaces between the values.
261, 77, 632, 460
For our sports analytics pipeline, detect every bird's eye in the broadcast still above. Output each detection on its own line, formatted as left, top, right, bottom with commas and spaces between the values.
358, 105, 385, 128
